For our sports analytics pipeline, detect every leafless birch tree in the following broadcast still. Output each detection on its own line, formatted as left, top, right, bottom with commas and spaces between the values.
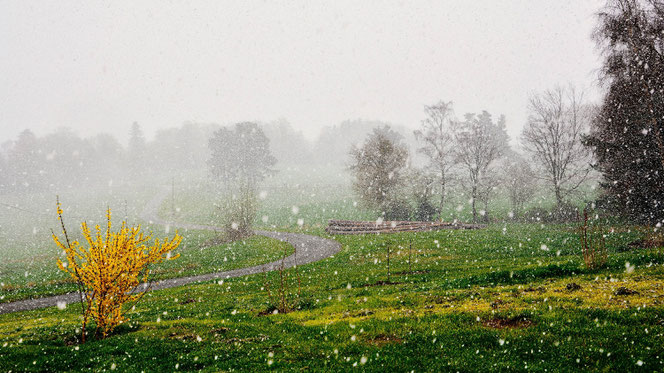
454, 111, 510, 223
414, 101, 456, 216
521, 86, 592, 208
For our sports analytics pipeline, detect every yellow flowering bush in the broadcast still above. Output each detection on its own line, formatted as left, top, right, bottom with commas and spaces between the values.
53, 199, 182, 340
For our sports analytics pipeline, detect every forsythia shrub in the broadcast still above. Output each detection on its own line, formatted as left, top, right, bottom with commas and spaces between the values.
53, 199, 182, 340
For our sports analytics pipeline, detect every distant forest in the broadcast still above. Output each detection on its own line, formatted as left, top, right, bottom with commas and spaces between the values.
0, 120, 417, 192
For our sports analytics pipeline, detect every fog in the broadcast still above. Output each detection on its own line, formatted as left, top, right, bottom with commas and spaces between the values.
1, 0, 603, 144
3, 2, 664, 369
0, 0, 617, 240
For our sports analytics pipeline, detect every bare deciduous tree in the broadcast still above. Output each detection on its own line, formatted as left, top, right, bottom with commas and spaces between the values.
414, 101, 456, 216
454, 111, 510, 223
349, 126, 409, 218
476, 169, 499, 222
208, 122, 276, 189
521, 86, 592, 208
208, 122, 276, 238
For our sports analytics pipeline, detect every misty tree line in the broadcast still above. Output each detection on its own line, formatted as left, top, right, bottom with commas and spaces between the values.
0, 116, 419, 197
0, 120, 312, 193
348, 100, 584, 224
0, 123, 212, 192
1, 0, 661, 227
349, 0, 664, 225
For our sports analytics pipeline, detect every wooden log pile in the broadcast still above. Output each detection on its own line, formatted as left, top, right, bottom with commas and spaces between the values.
326, 219, 485, 235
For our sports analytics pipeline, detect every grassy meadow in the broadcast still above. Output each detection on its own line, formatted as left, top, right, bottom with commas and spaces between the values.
1, 169, 663, 371
0, 181, 292, 303
1, 223, 663, 371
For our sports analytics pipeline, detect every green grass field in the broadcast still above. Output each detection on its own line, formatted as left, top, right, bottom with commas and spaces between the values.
1, 221, 663, 371
1, 171, 662, 371
0, 183, 292, 303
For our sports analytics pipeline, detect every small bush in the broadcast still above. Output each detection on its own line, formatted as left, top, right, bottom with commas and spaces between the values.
414, 198, 437, 221
382, 198, 412, 221
579, 209, 607, 270
53, 199, 182, 341
262, 244, 301, 314
522, 207, 550, 222
553, 202, 579, 222
522, 202, 580, 223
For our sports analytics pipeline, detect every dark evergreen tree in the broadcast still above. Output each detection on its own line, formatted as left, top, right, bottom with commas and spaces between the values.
586, 0, 664, 223
128, 122, 147, 178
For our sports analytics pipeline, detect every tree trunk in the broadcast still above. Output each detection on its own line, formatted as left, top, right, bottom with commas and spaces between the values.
511, 199, 518, 219
554, 185, 563, 210
471, 185, 478, 223
439, 170, 445, 218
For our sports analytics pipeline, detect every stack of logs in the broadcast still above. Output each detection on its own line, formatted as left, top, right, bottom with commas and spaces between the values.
326, 219, 485, 235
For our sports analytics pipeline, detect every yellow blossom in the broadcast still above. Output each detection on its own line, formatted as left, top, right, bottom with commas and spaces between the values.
54, 200, 181, 339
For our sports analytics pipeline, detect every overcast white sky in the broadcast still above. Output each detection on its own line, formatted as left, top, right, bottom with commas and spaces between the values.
0, 0, 604, 145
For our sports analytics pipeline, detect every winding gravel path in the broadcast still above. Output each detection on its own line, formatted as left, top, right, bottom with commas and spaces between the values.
0, 188, 341, 315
